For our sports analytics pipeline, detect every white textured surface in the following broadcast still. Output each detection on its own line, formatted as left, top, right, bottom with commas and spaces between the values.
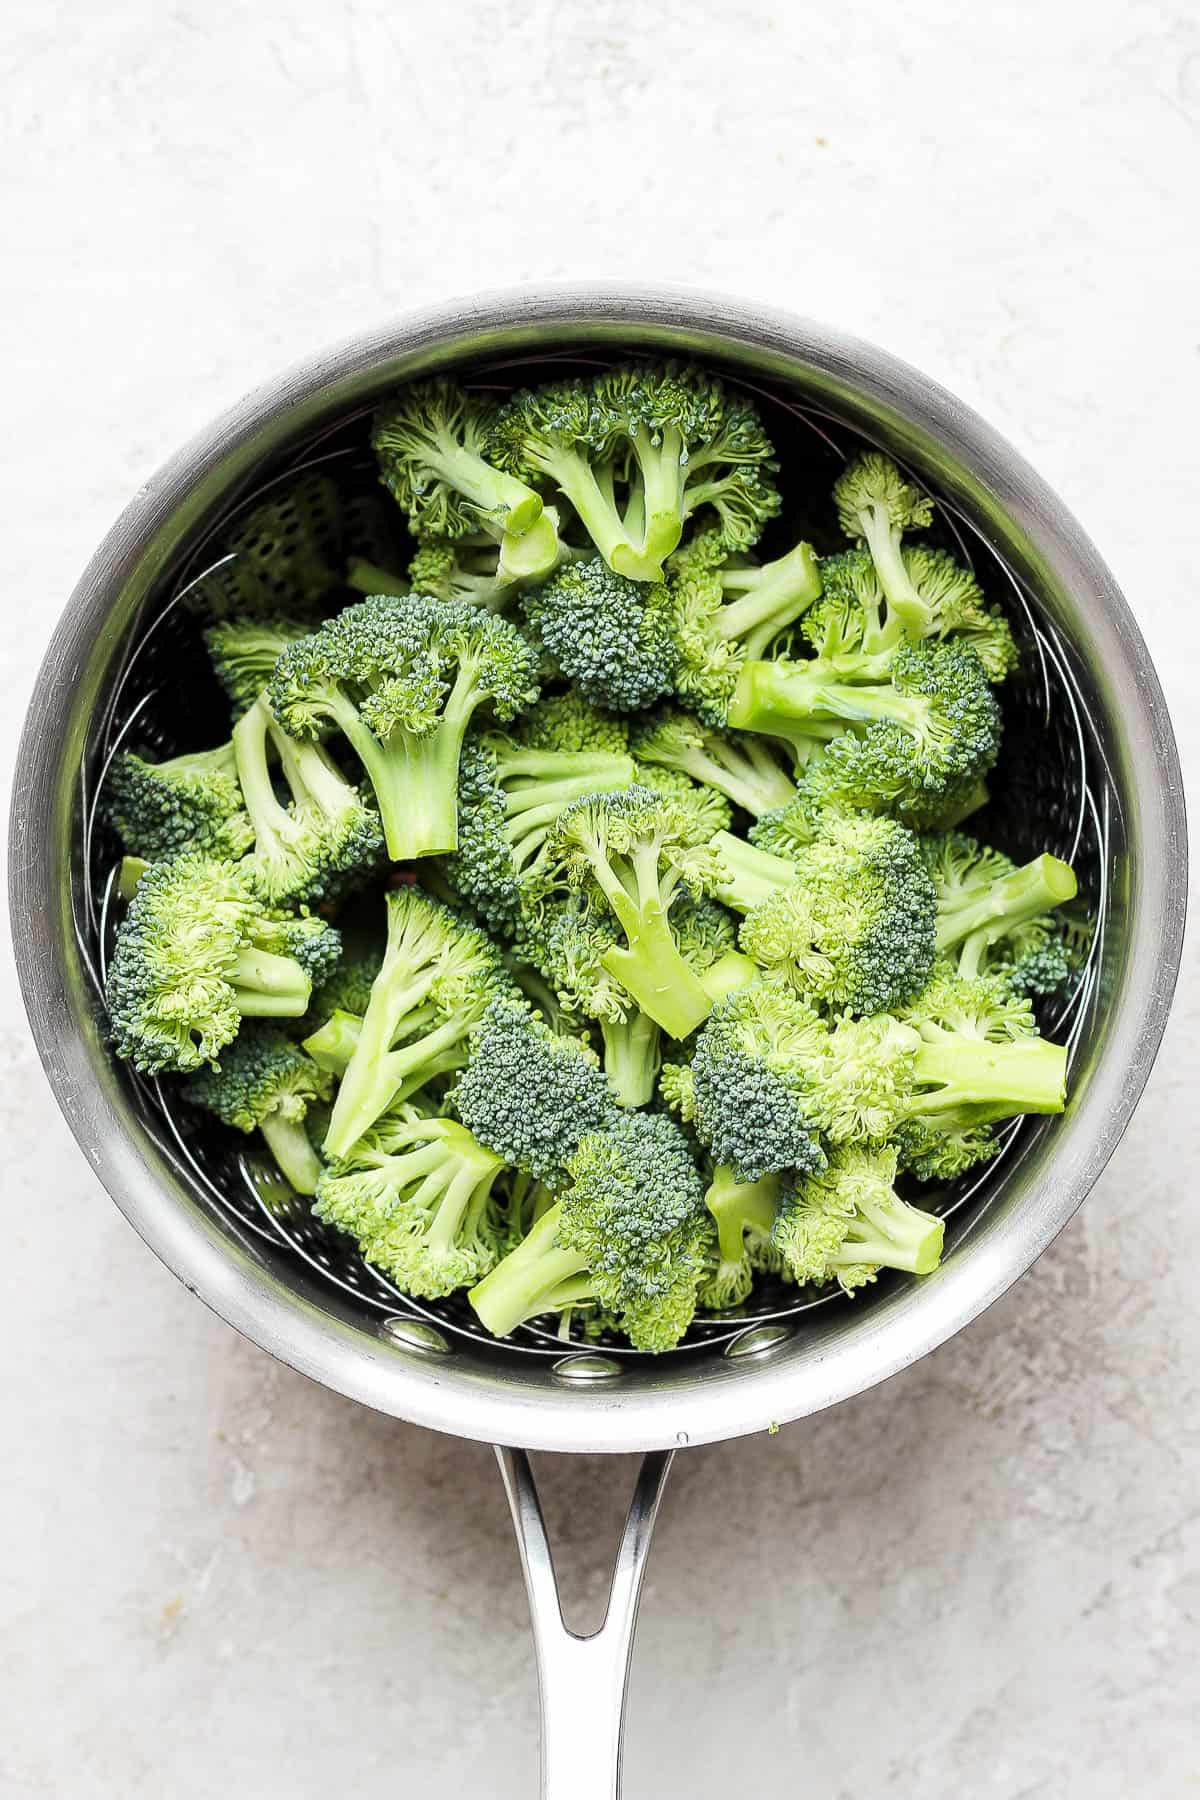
2, 2, 1198, 1794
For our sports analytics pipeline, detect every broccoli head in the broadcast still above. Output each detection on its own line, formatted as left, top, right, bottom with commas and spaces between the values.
454, 998, 615, 1182
775, 1144, 944, 1293
738, 814, 937, 1015
925, 831, 1078, 986
106, 742, 253, 864
515, 690, 630, 757
268, 594, 540, 860
105, 853, 339, 1073
185, 1024, 332, 1195
469, 1108, 710, 1351
521, 557, 677, 712
543, 785, 726, 1038
689, 983, 828, 1181
315, 1108, 508, 1298
204, 615, 313, 716
494, 364, 779, 582
832, 452, 934, 636
372, 379, 545, 544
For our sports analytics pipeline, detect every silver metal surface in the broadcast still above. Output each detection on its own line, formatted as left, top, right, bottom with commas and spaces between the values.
496, 1447, 674, 1800
8, 285, 1188, 1456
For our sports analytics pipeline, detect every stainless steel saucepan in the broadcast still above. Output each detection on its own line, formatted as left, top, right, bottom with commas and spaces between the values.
9, 287, 1187, 1798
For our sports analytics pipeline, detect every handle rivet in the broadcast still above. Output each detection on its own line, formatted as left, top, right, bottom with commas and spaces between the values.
723, 1323, 794, 1360
381, 1316, 451, 1356
551, 1353, 624, 1382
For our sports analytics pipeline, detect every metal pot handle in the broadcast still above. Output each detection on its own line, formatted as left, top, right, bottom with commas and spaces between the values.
495, 1446, 675, 1799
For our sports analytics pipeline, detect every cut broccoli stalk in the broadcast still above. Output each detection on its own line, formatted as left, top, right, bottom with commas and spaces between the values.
347, 557, 406, 596
699, 950, 759, 1005
826, 1191, 943, 1276
703, 1165, 781, 1305
229, 945, 313, 1016
710, 543, 823, 660
598, 889, 715, 1040
709, 829, 800, 913
935, 854, 1079, 973
910, 1036, 1067, 1117
258, 1113, 323, 1195
470, 1202, 593, 1335
600, 1009, 662, 1108
325, 680, 475, 862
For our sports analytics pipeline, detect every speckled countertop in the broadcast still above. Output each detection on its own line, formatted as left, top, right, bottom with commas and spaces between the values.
2, 2, 1197, 1794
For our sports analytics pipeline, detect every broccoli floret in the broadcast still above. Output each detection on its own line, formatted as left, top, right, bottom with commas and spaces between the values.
631, 705, 797, 817
699, 1165, 786, 1310
405, 507, 577, 610
105, 854, 337, 1072
372, 379, 545, 544
469, 1109, 710, 1351
515, 690, 630, 757
521, 557, 676, 712
268, 595, 540, 860
831, 452, 934, 636
321, 886, 509, 1159
494, 364, 779, 582
184, 473, 345, 621
689, 984, 828, 1181
801, 1007, 1067, 1170
665, 528, 822, 724
900, 962, 1040, 1042
801, 545, 1018, 687
729, 641, 1001, 824
230, 694, 384, 905
106, 742, 253, 863
925, 832, 1078, 980
444, 730, 635, 931
314, 1108, 508, 1298
454, 998, 615, 1182
738, 814, 937, 1015
185, 1024, 331, 1194
775, 1144, 944, 1292
204, 616, 313, 716
543, 786, 725, 1039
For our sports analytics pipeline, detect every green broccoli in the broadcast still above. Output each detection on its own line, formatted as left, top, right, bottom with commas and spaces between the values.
631, 705, 797, 817
542, 786, 725, 1038
185, 1024, 332, 1194
515, 690, 631, 757
688, 984, 828, 1182
105, 853, 339, 1072
775, 1144, 944, 1293
707, 827, 805, 913
371, 379, 548, 552
453, 998, 615, 1182
521, 557, 677, 712
268, 594, 540, 860
469, 1109, 710, 1351
231, 694, 383, 905
106, 742, 253, 863
494, 364, 779, 582
831, 453, 934, 636
728, 640, 1001, 825
924, 831, 1079, 985
737, 814, 937, 1015
322, 886, 510, 1159
406, 508, 576, 609
315, 1106, 508, 1298
444, 730, 635, 931
665, 528, 823, 724
204, 616, 313, 717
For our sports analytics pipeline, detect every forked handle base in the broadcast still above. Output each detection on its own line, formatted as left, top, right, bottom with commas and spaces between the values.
495, 1446, 675, 1800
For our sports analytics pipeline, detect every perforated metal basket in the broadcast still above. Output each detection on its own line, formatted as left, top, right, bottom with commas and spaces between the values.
10, 289, 1186, 1799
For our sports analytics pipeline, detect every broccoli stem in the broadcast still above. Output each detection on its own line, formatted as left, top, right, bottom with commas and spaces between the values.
600, 1009, 662, 1107
346, 557, 406, 597
629, 425, 688, 569
259, 1113, 323, 1195
855, 504, 929, 635
699, 951, 759, 1005
716, 544, 823, 658
593, 847, 713, 1037
704, 1166, 781, 1297
233, 699, 308, 864
910, 1036, 1067, 1117
303, 1009, 363, 1075
324, 1012, 471, 1158
728, 660, 931, 737
428, 433, 543, 536
229, 946, 311, 1016
936, 855, 1078, 965
709, 829, 800, 913
469, 1203, 592, 1336
330, 675, 479, 860
538, 446, 663, 582
832, 1191, 944, 1276
495, 513, 561, 584
667, 736, 796, 817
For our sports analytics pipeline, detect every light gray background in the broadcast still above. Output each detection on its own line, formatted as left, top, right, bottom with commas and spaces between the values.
3, 2, 1198, 1795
